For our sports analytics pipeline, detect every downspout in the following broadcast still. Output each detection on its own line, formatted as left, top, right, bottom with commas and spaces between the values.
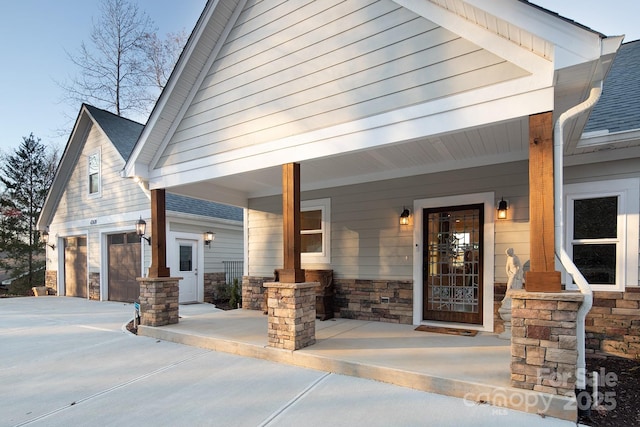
553, 83, 602, 390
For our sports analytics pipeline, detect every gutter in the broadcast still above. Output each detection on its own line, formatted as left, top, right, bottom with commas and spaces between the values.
553, 83, 602, 390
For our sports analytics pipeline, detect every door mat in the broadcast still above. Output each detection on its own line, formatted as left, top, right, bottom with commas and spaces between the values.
414, 325, 478, 336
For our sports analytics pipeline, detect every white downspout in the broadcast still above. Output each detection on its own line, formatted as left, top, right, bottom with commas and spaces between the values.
553, 83, 602, 389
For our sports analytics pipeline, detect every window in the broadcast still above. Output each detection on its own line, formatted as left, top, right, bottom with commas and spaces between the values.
565, 179, 639, 291
88, 151, 101, 196
301, 198, 330, 263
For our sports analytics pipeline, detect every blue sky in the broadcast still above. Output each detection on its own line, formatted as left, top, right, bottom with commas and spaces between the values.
0, 0, 638, 155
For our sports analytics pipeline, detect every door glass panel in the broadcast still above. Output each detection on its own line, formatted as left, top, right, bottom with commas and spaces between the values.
424, 204, 483, 324
179, 245, 193, 272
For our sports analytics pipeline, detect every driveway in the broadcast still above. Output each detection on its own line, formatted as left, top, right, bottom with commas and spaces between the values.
1, 297, 580, 426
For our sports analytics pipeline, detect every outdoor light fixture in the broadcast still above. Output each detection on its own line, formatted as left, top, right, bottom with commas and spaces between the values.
204, 231, 215, 248
400, 208, 410, 225
41, 230, 56, 250
135, 217, 151, 245
497, 198, 508, 220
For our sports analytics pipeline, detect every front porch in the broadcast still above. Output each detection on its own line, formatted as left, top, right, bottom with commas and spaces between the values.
139, 304, 576, 421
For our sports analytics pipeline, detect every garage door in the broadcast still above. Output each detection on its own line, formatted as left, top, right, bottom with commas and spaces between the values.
64, 236, 87, 298
108, 232, 141, 302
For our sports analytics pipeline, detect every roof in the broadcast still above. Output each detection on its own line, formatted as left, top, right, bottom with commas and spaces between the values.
166, 193, 243, 221
84, 105, 143, 160
37, 103, 243, 229
584, 40, 640, 134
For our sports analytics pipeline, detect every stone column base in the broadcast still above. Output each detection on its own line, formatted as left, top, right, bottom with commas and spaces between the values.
510, 290, 583, 398
264, 281, 316, 350
137, 277, 182, 327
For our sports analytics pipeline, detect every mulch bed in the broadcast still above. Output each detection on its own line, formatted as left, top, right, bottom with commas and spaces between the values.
578, 355, 640, 426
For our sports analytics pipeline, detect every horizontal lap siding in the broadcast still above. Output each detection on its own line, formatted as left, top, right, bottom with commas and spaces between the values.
247, 161, 529, 281
158, 0, 526, 168
51, 125, 149, 227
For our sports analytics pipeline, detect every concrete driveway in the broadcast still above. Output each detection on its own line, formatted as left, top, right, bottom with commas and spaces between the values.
0, 297, 580, 427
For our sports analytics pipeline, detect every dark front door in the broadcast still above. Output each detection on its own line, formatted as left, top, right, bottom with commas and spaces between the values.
108, 232, 142, 302
423, 204, 483, 324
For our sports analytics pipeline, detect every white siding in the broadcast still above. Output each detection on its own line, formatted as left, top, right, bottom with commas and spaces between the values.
169, 219, 243, 272
158, 0, 527, 168
247, 161, 530, 282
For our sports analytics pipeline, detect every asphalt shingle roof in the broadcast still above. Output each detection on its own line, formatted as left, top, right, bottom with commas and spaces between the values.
584, 40, 640, 134
83, 105, 242, 222
84, 104, 144, 160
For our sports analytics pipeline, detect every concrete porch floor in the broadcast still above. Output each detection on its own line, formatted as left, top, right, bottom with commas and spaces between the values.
139, 304, 576, 421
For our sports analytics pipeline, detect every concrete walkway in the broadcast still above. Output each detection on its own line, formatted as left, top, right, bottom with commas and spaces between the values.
0, 297, 581, 426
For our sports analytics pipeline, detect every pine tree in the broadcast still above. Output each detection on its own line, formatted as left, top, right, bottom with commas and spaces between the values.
0, 134, 58, 292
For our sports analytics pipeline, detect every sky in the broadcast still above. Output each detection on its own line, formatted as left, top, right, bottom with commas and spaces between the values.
0, 0, 639, 155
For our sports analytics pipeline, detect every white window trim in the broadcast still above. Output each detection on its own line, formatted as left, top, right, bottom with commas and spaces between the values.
88, 149, 102, 198
564, 178, 639, 292
412, 192, 495, 331
301, 198, 331, 264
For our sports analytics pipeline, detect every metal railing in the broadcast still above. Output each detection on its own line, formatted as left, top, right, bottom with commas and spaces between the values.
223, 260, 243, 285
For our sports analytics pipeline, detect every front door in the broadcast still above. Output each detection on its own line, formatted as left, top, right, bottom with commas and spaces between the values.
423, 204, 483, 324
177, 239, 198, 303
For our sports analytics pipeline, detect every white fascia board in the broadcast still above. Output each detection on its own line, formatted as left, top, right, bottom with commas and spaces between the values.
148, 2, 247, 173
460, 0, 604, 67
394, 0, 554, 72
147, 83, 553, 191
49, 209, 151, 236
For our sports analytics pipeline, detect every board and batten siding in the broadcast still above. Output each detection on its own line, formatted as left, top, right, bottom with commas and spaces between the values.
157, 0, 527, 168
247, 161, 530, 283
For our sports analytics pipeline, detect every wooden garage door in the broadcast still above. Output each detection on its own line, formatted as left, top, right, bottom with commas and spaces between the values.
64, 237, 87, 298
108, 232, 141, 302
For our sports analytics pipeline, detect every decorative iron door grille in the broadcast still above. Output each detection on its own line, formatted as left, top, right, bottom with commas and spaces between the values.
423, 204, 483, 324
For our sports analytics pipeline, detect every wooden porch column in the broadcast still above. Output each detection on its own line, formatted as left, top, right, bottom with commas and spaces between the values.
280, 163, 305, 283
148, 188, 170, 278
526, 112, 561, 291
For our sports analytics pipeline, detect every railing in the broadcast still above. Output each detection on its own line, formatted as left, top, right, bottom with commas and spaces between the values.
223, 260, 244, 285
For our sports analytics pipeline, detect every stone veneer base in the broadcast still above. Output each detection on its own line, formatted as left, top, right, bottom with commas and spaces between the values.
264, 281, 316, 350
137, 277, 181, 327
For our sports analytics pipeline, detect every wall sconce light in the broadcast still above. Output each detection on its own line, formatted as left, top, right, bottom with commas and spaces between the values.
400, 208, 410, 225
41, 230, 56, 250
204, 231, 215, 247
497, 198, 508, 220
135, 217, 151, 245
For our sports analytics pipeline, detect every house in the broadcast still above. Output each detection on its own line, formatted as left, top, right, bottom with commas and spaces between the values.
576, 40, 640, 359
37, 104, 244, 303
119, 0, 638, 406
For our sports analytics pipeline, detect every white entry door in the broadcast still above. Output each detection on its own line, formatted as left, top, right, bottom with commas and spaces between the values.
177, 239, 198, 303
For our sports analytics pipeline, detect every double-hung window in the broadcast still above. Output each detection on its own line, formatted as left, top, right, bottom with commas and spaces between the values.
301, 198, 330, 264
88, 150, 101, 196
565, 179, 639, 291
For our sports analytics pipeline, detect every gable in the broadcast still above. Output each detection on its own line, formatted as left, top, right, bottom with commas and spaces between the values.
155, 0, 530, 169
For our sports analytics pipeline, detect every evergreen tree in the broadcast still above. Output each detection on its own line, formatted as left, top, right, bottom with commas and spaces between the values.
0, 134, 58, 291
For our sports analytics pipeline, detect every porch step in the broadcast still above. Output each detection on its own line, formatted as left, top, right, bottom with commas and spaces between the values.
139, 317, 576, 421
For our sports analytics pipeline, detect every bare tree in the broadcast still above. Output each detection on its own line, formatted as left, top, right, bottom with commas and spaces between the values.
60, 0, 186, 118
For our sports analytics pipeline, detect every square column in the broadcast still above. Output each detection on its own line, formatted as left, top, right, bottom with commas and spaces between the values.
510, 290, 583, 398
264, 281, 316, 350
137, 277, 181, 326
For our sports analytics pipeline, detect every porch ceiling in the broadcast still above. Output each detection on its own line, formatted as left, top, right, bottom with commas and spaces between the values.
169, 116, 531, 205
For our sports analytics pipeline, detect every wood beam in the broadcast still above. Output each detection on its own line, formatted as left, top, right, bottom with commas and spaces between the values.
148, 188, 170, 278
280, 163, 305, 283
526, 112, 561, 291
